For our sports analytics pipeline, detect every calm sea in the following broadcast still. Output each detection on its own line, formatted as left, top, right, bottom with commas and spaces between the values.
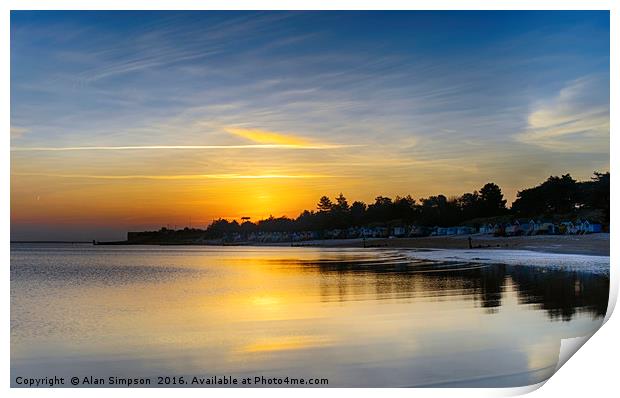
10, 244, 609, 387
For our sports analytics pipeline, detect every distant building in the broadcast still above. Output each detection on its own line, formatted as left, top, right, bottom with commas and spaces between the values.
432, 227, 446, 236
576, 220, 602, 234
479, 223, 496, 234
409, 225, 430, 237
432, 226, 474, 236
504, 222, 520, 236
560, 221, 578, 235
456, 226, 475, 235
536, 220, 556, 235
391, 226, 406, 237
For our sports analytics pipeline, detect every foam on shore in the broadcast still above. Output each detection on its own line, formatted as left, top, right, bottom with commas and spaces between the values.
400, 248, 610, 276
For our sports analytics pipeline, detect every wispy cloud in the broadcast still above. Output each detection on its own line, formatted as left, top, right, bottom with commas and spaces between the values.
10, 11, 610, 240
61, 12, 300, 85
10, 126, 28, 139
11, 144, 358, 152
515, 76, 609, 153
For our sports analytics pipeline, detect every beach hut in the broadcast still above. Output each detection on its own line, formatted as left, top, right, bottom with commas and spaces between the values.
479, 223, 497, 234
560, 221, 578, 235
589, 222, 602, 233
536, 220, 556, 235
505, 222, 519, 236
456, 226, 474, 235
409, 225, 427, 237
433, 227, 448, 236
576, 220, 603, 234
391, 226, 406, 237
513, 219, 537, 235
376, 226, 389, 237
526, 219, 539, 235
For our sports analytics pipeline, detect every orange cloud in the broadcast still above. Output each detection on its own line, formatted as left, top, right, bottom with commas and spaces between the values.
225, 127, 311, 146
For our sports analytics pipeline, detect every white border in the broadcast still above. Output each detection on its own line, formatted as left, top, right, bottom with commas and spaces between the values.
3, 1, 616, 397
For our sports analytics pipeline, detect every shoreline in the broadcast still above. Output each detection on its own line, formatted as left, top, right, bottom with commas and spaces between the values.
398, 248, 610, 276
291, 233, 610, 256
90, 233, 610, 257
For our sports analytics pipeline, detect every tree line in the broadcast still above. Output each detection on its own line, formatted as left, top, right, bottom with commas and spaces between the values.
198, 171, 609, 238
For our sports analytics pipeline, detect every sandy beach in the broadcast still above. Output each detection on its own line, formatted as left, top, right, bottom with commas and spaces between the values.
290, 233, 610, 256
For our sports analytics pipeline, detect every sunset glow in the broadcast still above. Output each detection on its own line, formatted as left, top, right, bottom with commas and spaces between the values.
11, 11, 609, 240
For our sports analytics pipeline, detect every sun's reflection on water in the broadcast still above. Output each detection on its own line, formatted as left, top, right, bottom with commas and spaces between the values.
10, 245, 608, 387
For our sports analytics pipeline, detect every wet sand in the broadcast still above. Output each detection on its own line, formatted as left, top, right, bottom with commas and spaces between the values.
291, 233, 610, 256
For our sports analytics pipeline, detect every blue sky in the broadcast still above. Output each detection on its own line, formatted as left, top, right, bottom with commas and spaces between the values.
10, 11, 610, 240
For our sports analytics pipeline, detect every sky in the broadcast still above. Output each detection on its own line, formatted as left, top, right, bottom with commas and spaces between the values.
10, 11, 610, 241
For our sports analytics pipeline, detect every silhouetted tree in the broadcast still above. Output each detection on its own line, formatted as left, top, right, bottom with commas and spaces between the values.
393, 195, 417, 222
583, 172, 610, 222
240, 220, 257, 234
334, 193, 349, 211
317, 196, 333, 212
419, 195, 460, 226
479, 183, 507, 216
165, 171, 609, 240
512, 185, 546, 216
258, 215, 295, 232
350, 201, 367, 225
512, 174, 579, 216
367, 196, 394, 222
458, 191, 480, 220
